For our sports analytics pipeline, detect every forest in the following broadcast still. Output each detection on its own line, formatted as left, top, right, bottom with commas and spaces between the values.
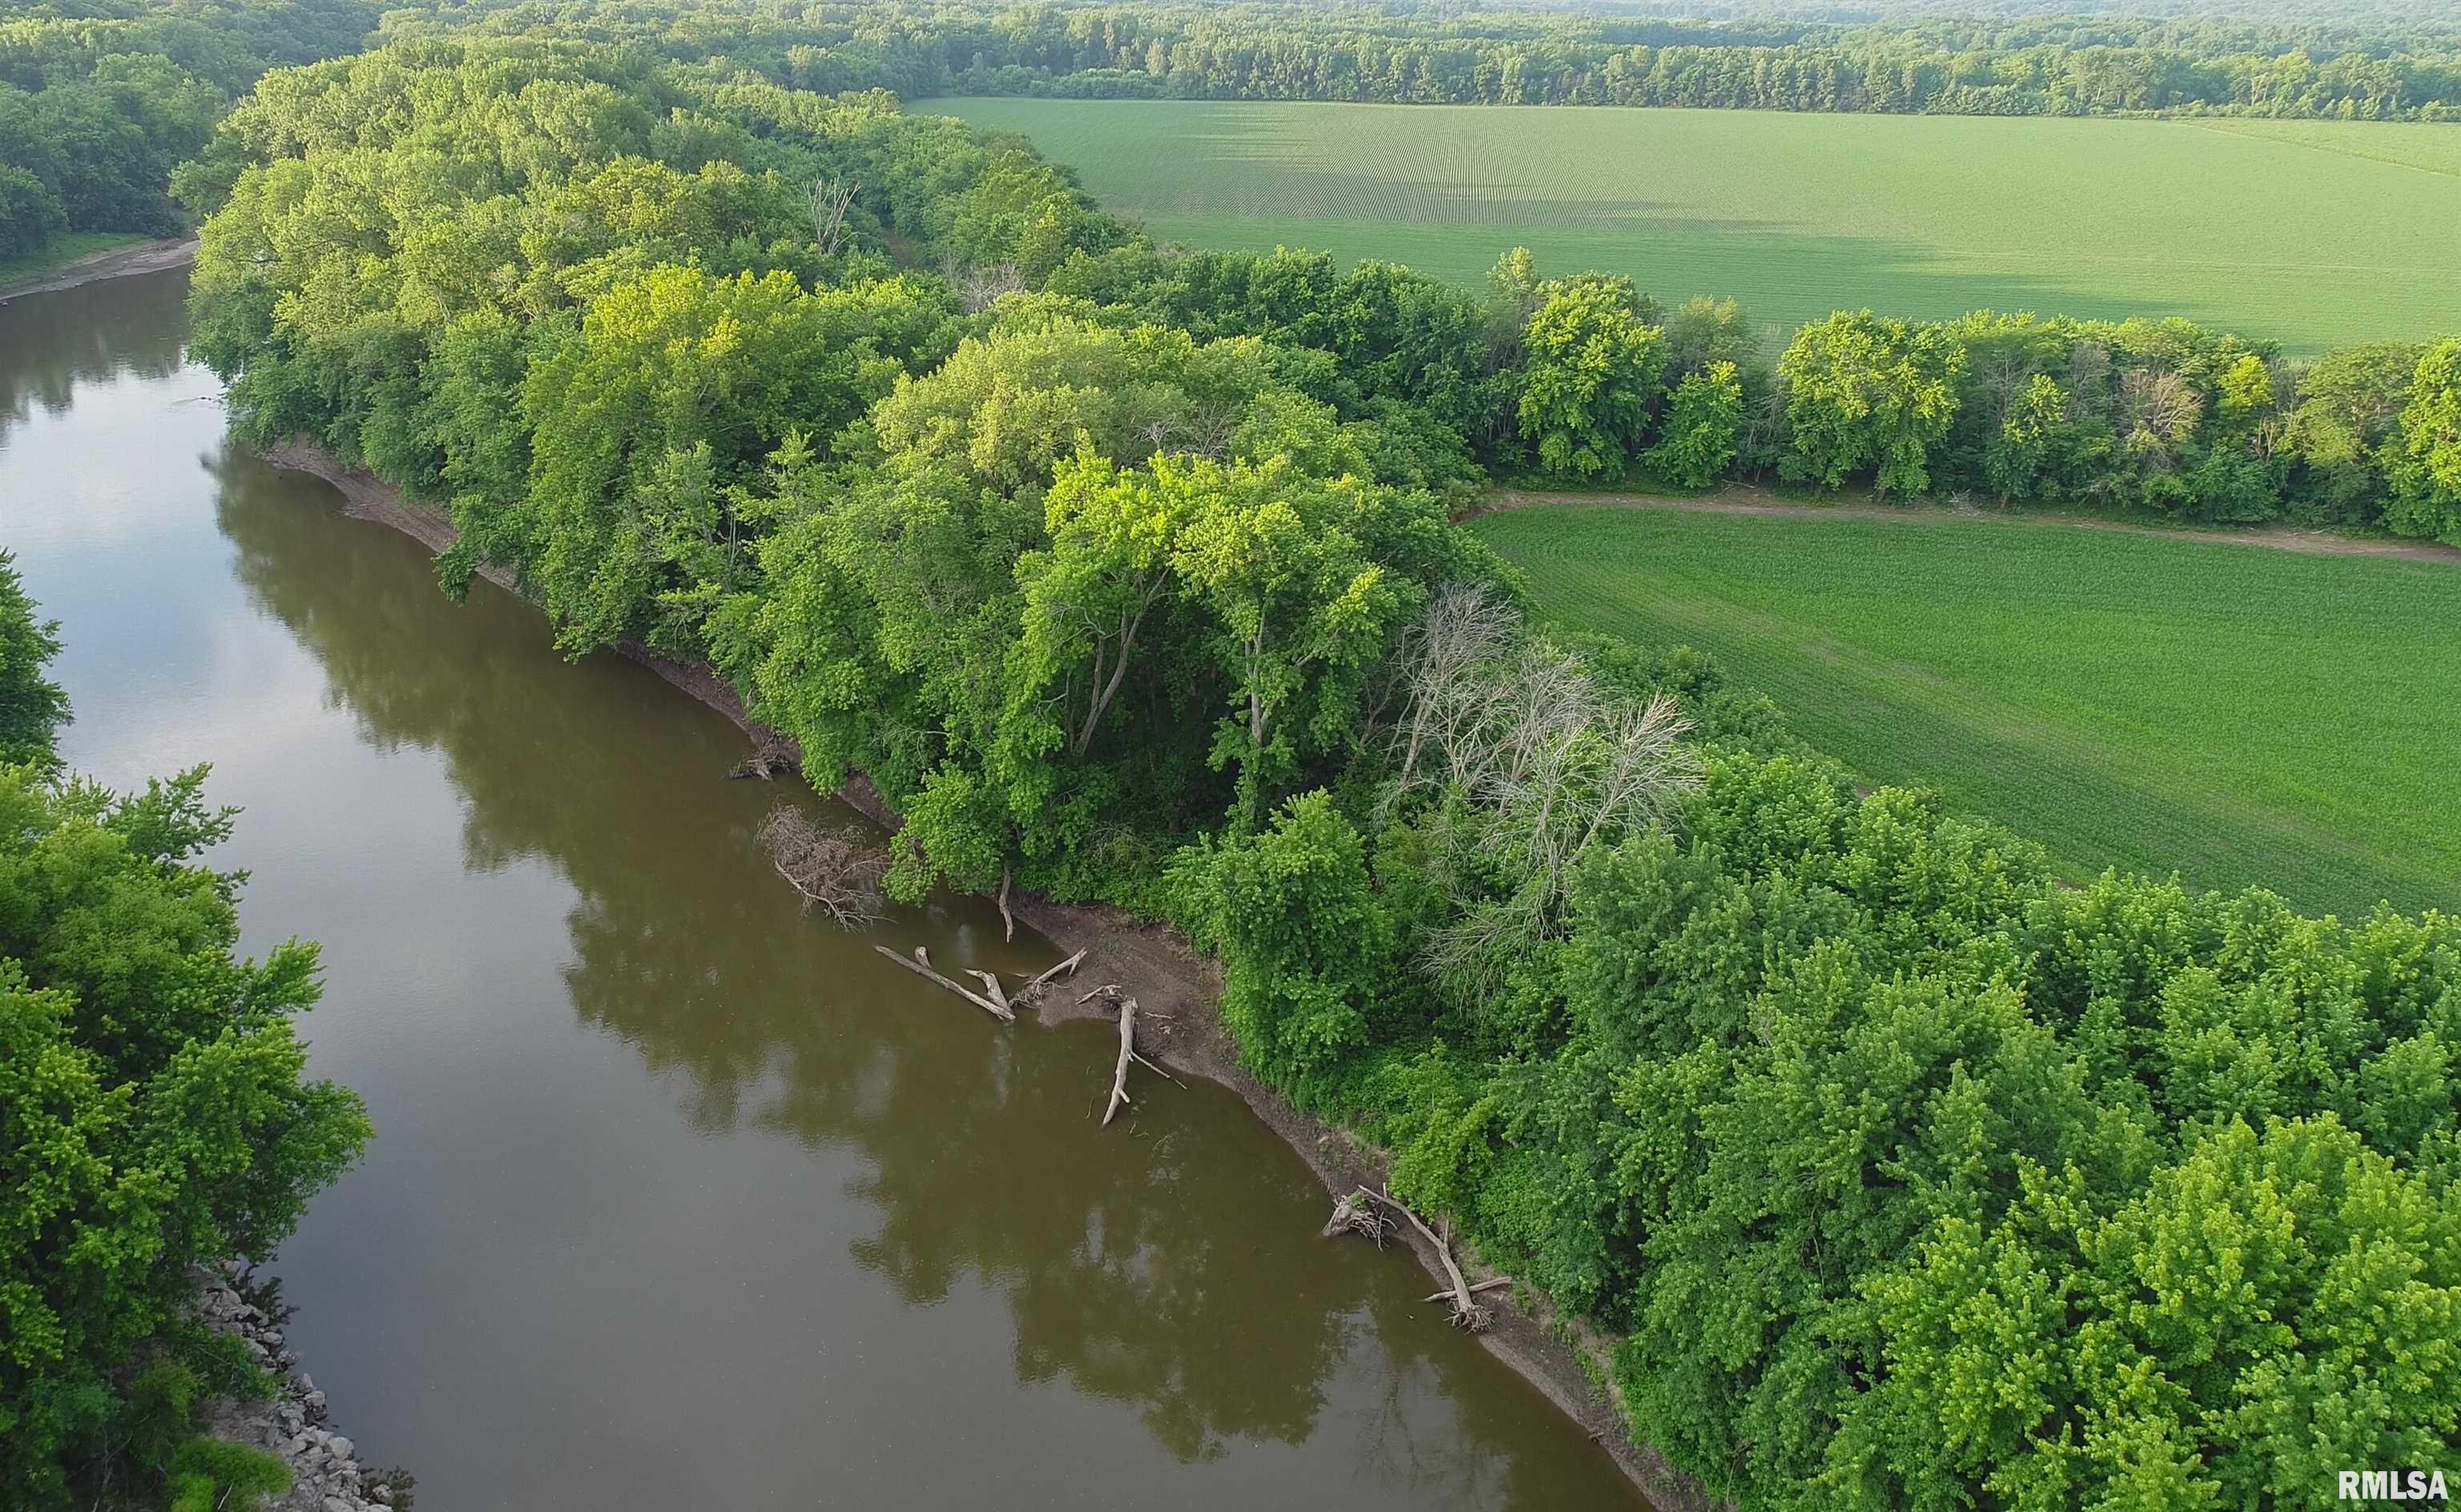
0, 0, 377, 267
159, 23, 2461, 1512
378, 0, 2461, 120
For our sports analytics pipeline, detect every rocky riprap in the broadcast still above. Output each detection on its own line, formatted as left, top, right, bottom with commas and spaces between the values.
193, 1269, 409, 1511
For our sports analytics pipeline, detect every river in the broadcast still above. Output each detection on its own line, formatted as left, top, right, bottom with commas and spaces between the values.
0, 267, 1651, 1510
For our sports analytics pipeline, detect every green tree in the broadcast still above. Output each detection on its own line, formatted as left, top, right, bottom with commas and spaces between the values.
1981, 372, 2068, 503
0, 554, 70, 770
0, 167, 69, 262
516, 265, 953, 654
2284, 340, 2419, 522
1643, 360, 1742, 488
1516, 274, 1666, 480
1779, 311, 1966, 497
1169, 456, 1423, 820
0, 581, 369, 1507
1171, 791, 1393, 1100
2384, 337, 2461, 545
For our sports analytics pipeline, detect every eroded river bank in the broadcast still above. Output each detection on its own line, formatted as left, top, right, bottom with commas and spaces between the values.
2, 263, 1667, 1509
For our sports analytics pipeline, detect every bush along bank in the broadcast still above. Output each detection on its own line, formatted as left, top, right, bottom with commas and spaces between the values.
183, 35, 2461, 1512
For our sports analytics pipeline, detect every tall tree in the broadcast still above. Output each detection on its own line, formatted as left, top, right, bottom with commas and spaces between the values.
1779, 311, 1965, 497
2384, 337, 2461, 545
0, 553, 68, 771
1516, 273, 1666, 480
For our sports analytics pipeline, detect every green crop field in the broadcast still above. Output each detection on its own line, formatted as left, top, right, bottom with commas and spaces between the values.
1467, 503, 2461, 918
920, 99, 2461, 353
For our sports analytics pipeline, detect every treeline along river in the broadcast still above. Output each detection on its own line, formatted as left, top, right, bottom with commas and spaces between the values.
0, 267, 1650, 1510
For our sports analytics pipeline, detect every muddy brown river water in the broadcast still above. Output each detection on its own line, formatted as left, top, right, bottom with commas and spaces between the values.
0, 267, 1651, 1510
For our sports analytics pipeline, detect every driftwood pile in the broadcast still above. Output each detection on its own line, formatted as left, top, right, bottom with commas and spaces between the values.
868, 944, 1178, 1128
759, 804, 885, 927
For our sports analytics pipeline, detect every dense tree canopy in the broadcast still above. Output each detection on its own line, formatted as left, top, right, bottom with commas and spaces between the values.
0, 0, 378, 270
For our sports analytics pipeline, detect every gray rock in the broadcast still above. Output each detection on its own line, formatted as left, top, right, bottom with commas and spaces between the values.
328, 1435, 355, 1461
324, 1497, 360, 1512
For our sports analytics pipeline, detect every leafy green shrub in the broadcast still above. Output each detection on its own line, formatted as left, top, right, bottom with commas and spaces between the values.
1170, 791, 1393, 1102
163, 1439, 290, 1512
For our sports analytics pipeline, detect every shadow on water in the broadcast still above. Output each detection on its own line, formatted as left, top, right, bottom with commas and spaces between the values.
203, 439, 1645, 1508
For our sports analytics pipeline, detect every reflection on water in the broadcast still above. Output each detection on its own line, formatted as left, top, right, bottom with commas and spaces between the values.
0, 267, 191, 444
1, 268, 1649, 1510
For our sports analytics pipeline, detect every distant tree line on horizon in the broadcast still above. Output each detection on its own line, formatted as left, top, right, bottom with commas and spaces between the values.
387, 0, 2461, 120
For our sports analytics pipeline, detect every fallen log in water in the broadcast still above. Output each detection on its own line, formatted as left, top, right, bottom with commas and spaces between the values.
1104, 994, 1138, 1126
964, 969, 1013, 1017
1077, 983, 1171, 1127
872, 944, 1013, 1022
1335, 1187, 1492, 1331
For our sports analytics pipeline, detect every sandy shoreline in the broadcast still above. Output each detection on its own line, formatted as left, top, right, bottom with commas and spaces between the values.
254, 438, 1708, 1510
0, 235, 199, 299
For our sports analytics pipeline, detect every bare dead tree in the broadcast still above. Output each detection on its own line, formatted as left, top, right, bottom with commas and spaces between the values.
1378, 585, 1701, 1007
2121, 368, 2204, 468
945, 259, 1025, 313
809, 174, 859, 256
759, 802, 886, 927
1384, 583, 1516, 802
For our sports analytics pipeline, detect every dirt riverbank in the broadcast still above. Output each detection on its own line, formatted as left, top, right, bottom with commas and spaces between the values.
257, 439, 1710, 1511
0, 236, 199, 299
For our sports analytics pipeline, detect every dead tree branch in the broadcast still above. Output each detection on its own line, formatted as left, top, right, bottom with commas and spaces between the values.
1020, 948, 1087, 999
1129, 1049, 1184, 1088
809, 174, 858, 256
964, 969, 1013, 1017
872, 943, 1013, 1022
1323, 1190, 1395, 1246
1347, 1187, 1491, 1330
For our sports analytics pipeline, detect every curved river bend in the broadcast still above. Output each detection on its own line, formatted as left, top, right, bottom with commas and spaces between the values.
0, 269, 1650, 1511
